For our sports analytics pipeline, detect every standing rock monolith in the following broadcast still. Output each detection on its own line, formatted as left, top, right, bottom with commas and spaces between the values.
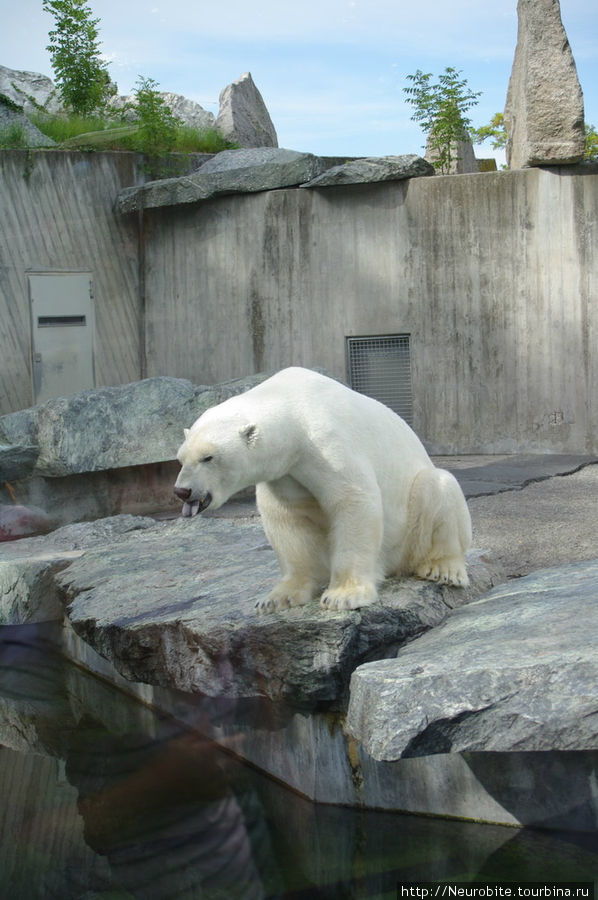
216, 72, 278, 148
504, 0, 585, 168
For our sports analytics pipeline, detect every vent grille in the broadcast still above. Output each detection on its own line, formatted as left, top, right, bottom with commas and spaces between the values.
346, 334, 413, 424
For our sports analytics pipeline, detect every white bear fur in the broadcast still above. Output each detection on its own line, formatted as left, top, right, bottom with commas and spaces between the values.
174, 367, 472, 612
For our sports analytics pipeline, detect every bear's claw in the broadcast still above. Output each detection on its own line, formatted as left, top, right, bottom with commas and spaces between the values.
320, 580, 378, 611
256, 578, 316, 613
415, 559, 469, 587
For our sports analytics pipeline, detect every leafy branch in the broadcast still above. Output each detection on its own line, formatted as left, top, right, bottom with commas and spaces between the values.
404, 67, 481, 174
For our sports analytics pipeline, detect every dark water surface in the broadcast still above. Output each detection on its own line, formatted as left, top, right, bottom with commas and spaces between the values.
1, 623, 596, 900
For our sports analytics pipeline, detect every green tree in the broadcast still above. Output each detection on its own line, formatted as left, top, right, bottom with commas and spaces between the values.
471, 112, 507, 151
473, 114, 598, 162
130, 76, 181, 156
43, 0, 113, 116
585, 123, 598, 161
404, 67, 481, 174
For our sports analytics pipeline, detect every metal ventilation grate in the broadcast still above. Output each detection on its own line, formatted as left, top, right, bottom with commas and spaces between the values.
346, 334, 413, 424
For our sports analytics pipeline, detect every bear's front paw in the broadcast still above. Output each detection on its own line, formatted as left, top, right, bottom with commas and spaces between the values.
415, 558, 469, 588
255, 578, 316, 614
320, 579, 378, 612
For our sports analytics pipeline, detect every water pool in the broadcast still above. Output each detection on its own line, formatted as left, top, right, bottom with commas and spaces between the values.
1, 623, 596, 899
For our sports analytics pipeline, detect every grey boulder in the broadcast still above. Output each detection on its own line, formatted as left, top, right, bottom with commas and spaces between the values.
215, 72, 278, 148
301, 154, 434, 188
0, 373, 270, 478
108, 91, 216, 131
0, 64, 62, 115
346, 559, 598, 759
116, 148, 327, 212
56, 512, 498, 706
504, 0, 585, 167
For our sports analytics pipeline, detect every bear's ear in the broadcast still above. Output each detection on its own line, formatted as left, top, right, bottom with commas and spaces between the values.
239, 423, 259, 447
183, 427, 191, 440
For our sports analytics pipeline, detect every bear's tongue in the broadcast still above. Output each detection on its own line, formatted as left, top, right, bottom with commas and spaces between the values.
181, 499, 200, 518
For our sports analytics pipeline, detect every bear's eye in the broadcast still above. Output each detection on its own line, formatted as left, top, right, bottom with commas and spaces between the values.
201, 455, 213, 463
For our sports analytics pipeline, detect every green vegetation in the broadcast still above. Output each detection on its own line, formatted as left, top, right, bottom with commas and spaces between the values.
584, 123, 598, 161
19, 76, 238, 160
0, 0, 237, 167
472, 113, 598, 162
471, 112, 507, 151
43, 0, 114, 116
404, 67, 481, 174
126, 76, 180, 156
30, 111, 114, 142
27, 108, 237, 155
0, 123, 30, 149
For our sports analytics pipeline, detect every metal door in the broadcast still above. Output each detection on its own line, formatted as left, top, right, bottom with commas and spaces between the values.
29, 272, 95, 403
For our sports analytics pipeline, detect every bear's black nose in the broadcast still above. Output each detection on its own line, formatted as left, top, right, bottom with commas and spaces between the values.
174, 486, 192, 500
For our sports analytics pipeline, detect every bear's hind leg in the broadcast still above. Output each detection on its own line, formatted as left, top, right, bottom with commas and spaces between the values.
407, 468, 472, 588
255, 483, 329, 613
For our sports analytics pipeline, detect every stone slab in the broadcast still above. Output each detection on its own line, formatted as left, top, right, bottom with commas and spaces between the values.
346, 559, 598, 759
447, 453, 598, 497
116, 149, 326, 213
301, 155, 434, 188
55, 514, 497, 707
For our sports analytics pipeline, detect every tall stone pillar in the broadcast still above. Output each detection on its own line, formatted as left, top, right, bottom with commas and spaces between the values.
504, 0, 585, 168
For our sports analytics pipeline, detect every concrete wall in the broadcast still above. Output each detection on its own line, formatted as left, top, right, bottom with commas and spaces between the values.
142, 166, 598, 454
0, 150, 141, 413
2, 150, 597, 454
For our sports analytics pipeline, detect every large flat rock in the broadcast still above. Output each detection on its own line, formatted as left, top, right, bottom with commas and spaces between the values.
301, 155, 434, 188
0, 373, 269, 479
116, 149, 327, 213
55, 514, 497, 707
347, 559, 598, 759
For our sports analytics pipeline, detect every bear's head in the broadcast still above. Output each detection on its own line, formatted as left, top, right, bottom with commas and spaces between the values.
173, 413, 259, 517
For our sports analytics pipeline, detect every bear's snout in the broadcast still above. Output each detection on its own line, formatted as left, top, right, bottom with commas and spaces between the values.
174, 486, 192, 501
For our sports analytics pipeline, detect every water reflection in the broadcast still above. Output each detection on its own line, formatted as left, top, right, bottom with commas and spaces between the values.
0, 623, 597, 900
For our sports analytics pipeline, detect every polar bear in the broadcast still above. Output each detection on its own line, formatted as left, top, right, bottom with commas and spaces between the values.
174, 367, 471, 612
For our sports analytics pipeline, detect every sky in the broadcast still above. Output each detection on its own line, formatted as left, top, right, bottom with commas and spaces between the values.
1, 0, 597, 165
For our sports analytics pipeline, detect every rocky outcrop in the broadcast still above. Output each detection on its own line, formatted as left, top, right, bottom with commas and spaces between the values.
116, 148, 328, 213
0, 64, 275, 150
117, 148, 440, 212
2, 458, 597, 830
0, 441, 38, 482
0, 373, 270, 479
0, 97, 55, 147
347, 559, 598, 759
50, 516, 496, 705
301, 154, 434, 188
216, 72, 277, 148
504, 0, 585, 168
425, 133, 479, 174
0, 504, 56, 543
108, 91, 216, 131
0, 64, 61, 114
